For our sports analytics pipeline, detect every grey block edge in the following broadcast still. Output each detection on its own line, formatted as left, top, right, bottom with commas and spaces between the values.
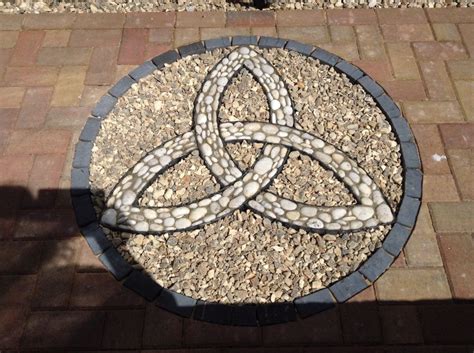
375, 94, 402, 120
396, 196, 421, 229
294, 288, 336, 319
256, 302, 297, 326
401, 141, 422, 169
358, 247, 394, 282
71, 193, 97, 227
382, 223, 412, 256
194, 300, 233, 325
109, 75, 136, 98
72, 141, 93, 169
231, 35, 258, 46
405, 168, 423, 199
71, 167, 89, 196
157, 288, 196, 318
232, 304, 258, 326
129, 61, 157, 81
99, 247, 133, 281
79, 117, 101, 142
257, 36, 287, 48
152, 49, 181, 68
357, 75, 384, 98
91, 94, 117, 118
80, 222, 111, 255
311, 47, 340, 66
329, 272, 368, 302
123, 270, 162, 302
335, 61, 364, 81
285, 40, 314, 56
204, 37, 231, 50
178, 42, 205, 58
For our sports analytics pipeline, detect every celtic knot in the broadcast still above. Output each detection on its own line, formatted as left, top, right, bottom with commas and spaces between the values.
101, 46, 394, 234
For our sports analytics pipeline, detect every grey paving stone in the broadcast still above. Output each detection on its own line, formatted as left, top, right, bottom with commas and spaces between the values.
258, 36, 287, 49
396, 196, 421, 229
204, 37, 231, 50
129, 61, 156, 81
358, 248, 394, 282
72, 141, 93, 168
157, 288, 196, 318
80, 222, 111, 255
285, 40, 314, 56
357, 75, 384, 98
232, 35, 258, 46
99, 247, 132, 280
71, 194, 97, 227
405, 168, 423, 199
108, 75, 136, 98
178, 42, 205, 58
390, 117, 413, 142
71, 167, 89, 196
91, 94, 117, 118
329, 272, 368, 302
383, 223, 411, 256
79, 117, 101, 142
124, 270, 162, 302
194, 301, 232, 325
335, 61, 364, 81
294, 288, 336, 318
257, 303, 297, 325
401, 142, 422, 169
232, 304, 258, 326
311, 47, 340, 66
375, 94, 401, 120
152, 50, 180, 68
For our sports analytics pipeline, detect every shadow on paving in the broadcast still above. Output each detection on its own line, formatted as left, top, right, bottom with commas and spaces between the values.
0, 186, 473, 352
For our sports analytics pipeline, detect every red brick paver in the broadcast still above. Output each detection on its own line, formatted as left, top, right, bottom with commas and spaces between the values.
0, 8, 473, 352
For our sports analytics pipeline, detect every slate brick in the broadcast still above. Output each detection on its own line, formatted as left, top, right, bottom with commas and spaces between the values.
157, 288, 196, 318
99, 247, 133, 280
329, 272, 368, 302
123, 270, 162, 302
358, 248, 394, 282
257, 302, 297, 326
294, 288, 335, 318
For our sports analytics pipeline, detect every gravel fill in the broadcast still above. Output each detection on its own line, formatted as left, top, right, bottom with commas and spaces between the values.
90, 46, 403, 303
0, 0, 470, 13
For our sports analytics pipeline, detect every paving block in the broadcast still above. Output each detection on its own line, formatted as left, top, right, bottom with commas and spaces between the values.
80, 222, 111, 255
285, 40, 314, 56
257, 302, 297, 325
71, 194, 97, 227
79, 117, 101, 142
91, 94, 117, 118
311, 47, 340, 66
405, 168, 423, 199
109, 75, 136, 98
157, 288, 196, 318
232, 35, 258, 46
335, 60, 364, 81
232, 304, 258, 326
193, 300, 232, 325
383, 223, 411, 256
357, 75, 384, 97
294, 288, 336, 318
71, 167, 89, 196
401, 141, 421, 169
397, 196, 421, 229
375, 94, 402, 120
123, 270, 162, 302
358, 248, 394, 282
390, 117, 413, 142
204, 37, 231, 50
129, 61, 156, 81
99, 247, 133, 280
258, 36, 287, 48
329, 272, 368, 302
178, 42, 205, 57
72, 141, 93, 168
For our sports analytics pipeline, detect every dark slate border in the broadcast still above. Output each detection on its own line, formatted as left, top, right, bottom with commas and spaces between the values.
72, 36, 422, 327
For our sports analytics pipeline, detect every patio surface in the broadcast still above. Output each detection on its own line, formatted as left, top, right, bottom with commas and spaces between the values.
0, 8, 473, 352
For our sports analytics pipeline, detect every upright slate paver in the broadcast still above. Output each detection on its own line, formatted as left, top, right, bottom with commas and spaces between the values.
91, 94, 117, 118
194, 301, 233, 325
401, 142, 422, 169
258, 36, 287, 49
232, 304, 258, 326
357, 75, 384, 98
358, 248, 394, 282
311, 47, 340, 66
123, 270, 162, 302
98, 247, 133, 281
129, 61, 157, 81
79, 117, 101, 142
71, 194, 97, 227
390, 117, 414, 143
329, 272, 368, 302
109, 75, 136, 98
335, 61, 364, 81
152, 50, 181, 68
204, 37, 231, 50
257, 302, 297, 325
397, 196, 421, 228
80, 222, 111, 255
178, 42, 205, 58
157, 288, 196, 318
72, 141, 93, 169
405, 168, 423, 199
294, 288, 336, 318
232, 35, 258, 46
71, 167, 89, 196
383, 223, 411, 256
285, 40, 314, 56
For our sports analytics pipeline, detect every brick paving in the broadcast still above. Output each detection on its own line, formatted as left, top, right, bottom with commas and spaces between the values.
0, 8, 473, 352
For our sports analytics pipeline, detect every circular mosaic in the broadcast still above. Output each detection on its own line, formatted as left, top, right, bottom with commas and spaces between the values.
72, 36, 422, 326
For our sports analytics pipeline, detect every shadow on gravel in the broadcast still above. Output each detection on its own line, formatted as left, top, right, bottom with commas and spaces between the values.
0, 186, 473, 352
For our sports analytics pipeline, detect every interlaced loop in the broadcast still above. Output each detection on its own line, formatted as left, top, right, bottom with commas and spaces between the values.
101, 47, 394, 234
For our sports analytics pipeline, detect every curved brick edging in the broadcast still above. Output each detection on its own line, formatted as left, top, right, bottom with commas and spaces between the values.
71, 36, 422, 326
